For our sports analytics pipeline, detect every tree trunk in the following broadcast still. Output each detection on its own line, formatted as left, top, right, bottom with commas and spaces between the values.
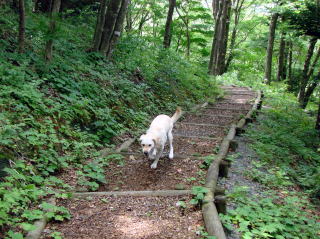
316, 100, 320, 136
18, 0, 25, 53
288, 41, 293, 82
265, 13, 279, 84
225, 0, 245, 72
107, 0, 129, 58
93, 0, 108, 52
99, 0, 122, 55
138, 12, 151, 36
208, 0, 231, 75
175, 4, 190, 57
45, 0, 61, 62
125, 1, 133, 32
220, 3, 231, 73
298, 37, 318, 107
163, 0, 176, 48
277, 32, 286, 81
282, 39, 289, 80
208, 0, 223, 74
301, 82, 318, 109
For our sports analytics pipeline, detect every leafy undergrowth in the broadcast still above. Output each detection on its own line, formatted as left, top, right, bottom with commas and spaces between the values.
218, 72, 320, 238
0, 7, 220, 238
221, 187, 320, 239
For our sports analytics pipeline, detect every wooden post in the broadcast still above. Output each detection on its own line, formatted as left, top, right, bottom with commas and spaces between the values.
215, 195, 227, 214
229, 140, 238, 151
219, 160, 229, 178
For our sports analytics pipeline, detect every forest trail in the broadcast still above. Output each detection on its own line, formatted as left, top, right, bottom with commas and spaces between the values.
41, 86, 259, 239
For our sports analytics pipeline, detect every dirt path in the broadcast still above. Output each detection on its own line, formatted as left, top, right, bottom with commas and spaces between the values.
41, 86, 258, 239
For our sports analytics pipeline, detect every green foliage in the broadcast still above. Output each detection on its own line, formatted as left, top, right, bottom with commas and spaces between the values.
244, 164, 294, 188
221, 189, 320, 239
77, 154, 123, 191
200, 155, 216, 169
41, 202, 71, 221
284, 0, 320, 37
245, 88, 320, 197
0, 5, 219, 237
50, 231, 63, 239
196, 226, 217, 239
0, 161, 70, 237
190, 186, 209, 205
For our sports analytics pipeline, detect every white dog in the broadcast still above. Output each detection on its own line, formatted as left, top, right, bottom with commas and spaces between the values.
139, 107, 182, 169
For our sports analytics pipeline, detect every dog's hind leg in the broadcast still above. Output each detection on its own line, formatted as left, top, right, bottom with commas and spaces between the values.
168, 130, 174, 159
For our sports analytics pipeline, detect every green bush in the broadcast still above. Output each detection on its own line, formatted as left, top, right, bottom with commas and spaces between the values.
221, 189, 320, 239
0, 7, 220, 237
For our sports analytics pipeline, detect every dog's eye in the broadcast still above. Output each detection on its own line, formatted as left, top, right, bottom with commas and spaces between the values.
142, 144, 145, 146
148, 144, 152, 147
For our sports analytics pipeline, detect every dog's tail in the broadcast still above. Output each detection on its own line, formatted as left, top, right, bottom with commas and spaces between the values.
171, 107, 182, 123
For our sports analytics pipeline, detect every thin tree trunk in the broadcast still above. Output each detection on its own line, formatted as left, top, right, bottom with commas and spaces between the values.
138, 12, 151, 36
301, 82, 318, 109
18, 0, 25, 53
277, 32, 286, 81
93, 0, 108, 51
288, 41, 293, 82
219, 2, 231, 74
301, 69, 320, 109
125, 1, 132, 32
316, 100, 320, 136
45, 0, 61, 62
175, 29, 182, 52
209, 0, 231, 75
306, 47, 320, 79
175, 4, 190, 57
99, 0, 122, 54
107, 0, 129, 58
265, 13, 279, 84
225, 0, 245, 72
282, 40, 289, 80
208, 0, 223, 74
298, 37, 318, 107
163, 0, 176, 48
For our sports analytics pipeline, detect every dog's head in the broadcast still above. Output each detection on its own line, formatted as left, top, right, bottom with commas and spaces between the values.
139, 134, 156, 156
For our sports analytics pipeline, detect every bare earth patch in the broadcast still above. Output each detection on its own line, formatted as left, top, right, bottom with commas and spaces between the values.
174, 123, 226, 138
201, 108, 247, 117
41, 196, 203, 239
224, 94, 256, 103
181, 114, 236, 125
212, 103, 252, 110
101, 154, 206, 191
125, 135, 220, 157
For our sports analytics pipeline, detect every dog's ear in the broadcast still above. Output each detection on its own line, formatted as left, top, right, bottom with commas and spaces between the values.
139, 134, 145, 141
152, 137, 159, 146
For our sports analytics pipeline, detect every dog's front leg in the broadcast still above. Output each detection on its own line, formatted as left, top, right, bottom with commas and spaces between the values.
150, 146, 163, 169
152, 147, 157, 157
148, 147, 157, 160
150, 156, 160, 169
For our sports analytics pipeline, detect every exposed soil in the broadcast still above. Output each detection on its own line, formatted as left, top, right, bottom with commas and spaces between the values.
201, 108, 248, 117
101, 154, 205, 191
41, 195, 203, 239
221, 86, 250, 91
174, 123, 226, 138
181, 114, 236, 125
224, 91, 256, 95
45, 86, 258, 238
212, 103, 252, 110
126, 136, 220, 157
223, 95, 255, 103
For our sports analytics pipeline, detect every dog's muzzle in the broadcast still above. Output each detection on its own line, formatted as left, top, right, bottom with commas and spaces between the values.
143, 152, 148, 156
